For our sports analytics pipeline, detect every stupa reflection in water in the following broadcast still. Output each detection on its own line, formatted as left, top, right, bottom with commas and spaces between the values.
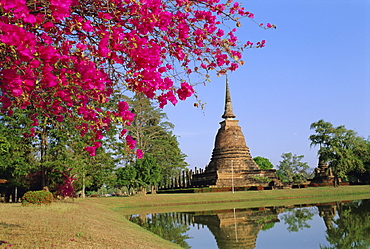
190, 208, 281, 249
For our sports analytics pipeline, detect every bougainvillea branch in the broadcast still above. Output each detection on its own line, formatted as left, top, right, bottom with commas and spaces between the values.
0, 0, 273, 157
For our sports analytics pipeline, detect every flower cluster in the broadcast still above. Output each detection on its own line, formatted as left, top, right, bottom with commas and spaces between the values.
0, 0, 273, 156
55, 172, 77, 198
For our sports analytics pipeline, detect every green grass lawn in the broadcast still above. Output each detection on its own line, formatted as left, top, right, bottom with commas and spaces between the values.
96, 185, 370, 215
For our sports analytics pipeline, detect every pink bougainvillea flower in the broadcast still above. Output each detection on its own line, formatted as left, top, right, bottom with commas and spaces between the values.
176, 82, 194, 101
82, 20, 94, 32
125, 135, 136, 149
0, 0, 270, 155
84, 146, 97, 156
50, 0, 74, 21
136, 149, 143, 159
120, 129, 127, 138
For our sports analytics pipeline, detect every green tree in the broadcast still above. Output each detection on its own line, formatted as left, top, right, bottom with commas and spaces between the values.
0, 111, 37, 202
29, 113, 115, 197
310, 120, 368, 187
149, 131, 188, 187
126, 94, 173, 153
122, 93, 188, 185
0, 108, 116, 198
362, 138, 370, 182
115, 166, 138, 195
347, 138, 370, 184
135, 154, 163, 194
253, 156, 274, 170
276, 153, 310, 185
73, 145, 115, 198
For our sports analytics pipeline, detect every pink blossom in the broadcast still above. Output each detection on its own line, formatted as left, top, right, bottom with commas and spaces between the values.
136, 149, 143, 159
163, 77, 173, 89
0, 96, 12, 109
216, 29, 224, 37
98, 12, 112, 20
22, 14, 36, 24
98, 38, 110, 57
82, 20, 94, 32
120, 129, 127, 137
56, 115, 64, 122
43, 22, 55, 31
118, 101, 129, 112
84, 146, 97, 156
176, 82, 194, 101
95, 131, 103, 140
0, 0, 264, 156
50, 0, 73, 21
23, 127, 35, 138
126, 135, 136, 149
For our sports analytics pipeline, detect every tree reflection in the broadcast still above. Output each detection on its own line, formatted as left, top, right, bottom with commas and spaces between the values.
256, 214, 277, 231
321, 200, 370, 249
129, 213, 191, 248
261, 222, 275, 231
280, 207, 315, 232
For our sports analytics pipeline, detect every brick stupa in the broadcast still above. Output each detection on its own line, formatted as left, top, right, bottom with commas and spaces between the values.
191, 78, 280, 188
309, 156, 335, 185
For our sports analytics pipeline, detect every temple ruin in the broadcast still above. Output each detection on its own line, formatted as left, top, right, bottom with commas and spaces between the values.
310, 156, 335, 185
191, 78, 281, 188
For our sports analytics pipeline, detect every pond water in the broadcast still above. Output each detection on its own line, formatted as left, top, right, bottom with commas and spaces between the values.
127, 199, 370, 249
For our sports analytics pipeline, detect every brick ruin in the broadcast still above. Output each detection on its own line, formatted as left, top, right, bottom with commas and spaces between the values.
190, 78, 281, 188
310, 156, 336, 185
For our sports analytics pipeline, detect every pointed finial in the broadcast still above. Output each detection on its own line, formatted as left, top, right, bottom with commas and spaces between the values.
222, 75, 236, 120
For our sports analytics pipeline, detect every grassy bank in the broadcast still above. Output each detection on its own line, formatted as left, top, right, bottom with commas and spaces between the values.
0, 200, 181, 249
102, 185, 370, 215
1, 185, 369, 248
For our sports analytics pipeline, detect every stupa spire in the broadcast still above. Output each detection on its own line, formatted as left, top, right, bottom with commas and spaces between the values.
222, 75, 236, 120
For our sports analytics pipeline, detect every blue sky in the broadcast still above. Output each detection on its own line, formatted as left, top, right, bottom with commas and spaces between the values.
164, 0, 370, 170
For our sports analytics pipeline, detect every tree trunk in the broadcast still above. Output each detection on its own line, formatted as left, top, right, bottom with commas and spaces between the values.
5, 187, 13, 203
334, 176, 339, 187
151, 185, 156, 194
13, 187, 17, 203
40, 125, 49, 188
140, 186, 147, 195
81, 173, 86, 198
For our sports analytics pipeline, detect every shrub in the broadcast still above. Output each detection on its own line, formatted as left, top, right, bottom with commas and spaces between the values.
22, 190, 54, 206
252, 174, 271, 183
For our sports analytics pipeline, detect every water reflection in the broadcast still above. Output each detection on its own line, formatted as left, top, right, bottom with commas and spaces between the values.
191, 207, 280, 249
320, 199, 370, 249
280, 207, 315, 232
127, 199, 370, 249
128, 213, 191, 248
